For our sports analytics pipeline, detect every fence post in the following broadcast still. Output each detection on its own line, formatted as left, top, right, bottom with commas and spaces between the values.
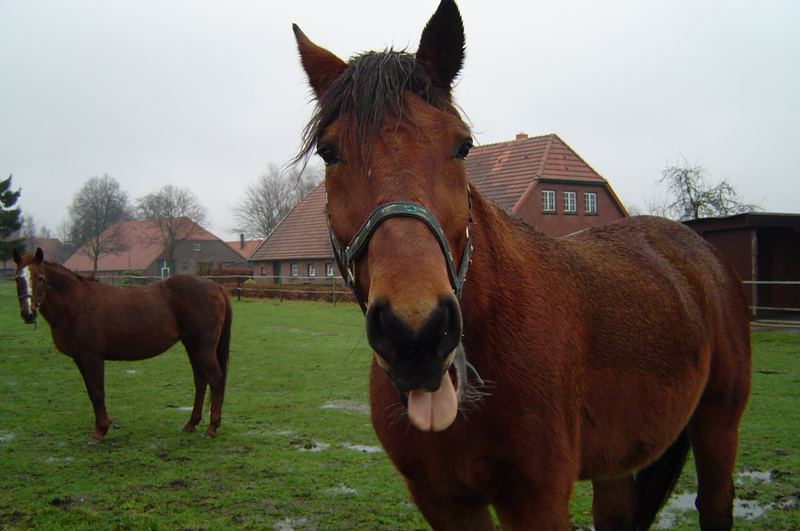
278, 275, 283, 303
332, 275, 337, 306
236, 276, 241, 302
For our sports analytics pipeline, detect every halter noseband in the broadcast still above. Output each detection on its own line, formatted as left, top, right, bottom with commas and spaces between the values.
327, 193, 473, 315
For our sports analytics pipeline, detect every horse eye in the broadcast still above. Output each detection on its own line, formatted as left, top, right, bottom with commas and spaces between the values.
316, 144, 341, 166
37, 275, 45, 282
454, 141, 472, 160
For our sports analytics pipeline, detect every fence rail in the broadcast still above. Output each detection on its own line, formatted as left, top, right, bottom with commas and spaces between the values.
3, 275, 798, 324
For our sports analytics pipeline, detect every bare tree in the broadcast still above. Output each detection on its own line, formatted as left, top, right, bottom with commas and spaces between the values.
67, 174, 132, 275
137, 185, 208, 275
232, 163, 323, 239
659, 158, 760, 221
21, 213, 52, 253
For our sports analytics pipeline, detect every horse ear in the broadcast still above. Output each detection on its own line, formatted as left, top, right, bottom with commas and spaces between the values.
12, 248, 21, 264
35, 247, 44, 263
293, 24, 348, 99
416, 0, 465, 89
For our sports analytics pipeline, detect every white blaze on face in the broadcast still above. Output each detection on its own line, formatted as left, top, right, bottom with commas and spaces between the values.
18, 266, 33, 315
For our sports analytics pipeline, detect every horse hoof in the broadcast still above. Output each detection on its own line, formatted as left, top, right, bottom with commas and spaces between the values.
182, 423, 197, 433
87, 435, 104, 445
203, 428, 218, 438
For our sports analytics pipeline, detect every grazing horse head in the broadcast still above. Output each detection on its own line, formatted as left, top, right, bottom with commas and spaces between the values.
12, 247, 46, 325
295, 0, 473, 431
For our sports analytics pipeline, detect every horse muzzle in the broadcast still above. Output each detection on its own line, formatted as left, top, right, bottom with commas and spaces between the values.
366, 295, 463, 432
21, 310, 37, 325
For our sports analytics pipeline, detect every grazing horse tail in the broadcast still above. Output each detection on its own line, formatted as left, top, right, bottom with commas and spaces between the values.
633, 430, 691, 530
217, 295, 232, 388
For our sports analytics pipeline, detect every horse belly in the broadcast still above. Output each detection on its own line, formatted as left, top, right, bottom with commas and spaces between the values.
103, 310, 179, 361
578, 362, 708, 480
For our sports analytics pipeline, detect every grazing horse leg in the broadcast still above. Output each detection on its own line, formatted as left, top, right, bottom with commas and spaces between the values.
182, 363, 207, 432
406, 481, 494, 531
591, 476, 636, 531
73, 355, 110, 442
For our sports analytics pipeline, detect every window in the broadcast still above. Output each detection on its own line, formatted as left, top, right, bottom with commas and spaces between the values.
193, 243, 202, 252
584, 192, 597, 215
260, 266, 266, 276
563, 191, 577, 213
290, 263, 298, 277
308, 263, 316, 277
542, 190, 556, 212
325, 263, 334, 277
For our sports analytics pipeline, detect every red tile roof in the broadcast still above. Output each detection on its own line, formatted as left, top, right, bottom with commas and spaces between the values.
249, 134, 625, 262
465, 133, 606, 214
225, 239, 264, 259
249, 185, 331, 261
64, 218, 220, 273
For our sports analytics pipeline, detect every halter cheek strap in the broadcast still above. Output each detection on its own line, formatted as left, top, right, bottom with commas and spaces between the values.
327, 198, 473, 315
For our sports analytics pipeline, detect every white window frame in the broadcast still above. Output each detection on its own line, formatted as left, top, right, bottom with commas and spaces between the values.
290, 263, 298, 277
308, 263, 316, 277
325, 262, 334, 277
542, 190, 556, 212
563, 191, 577, 213
584, 192, 597, 214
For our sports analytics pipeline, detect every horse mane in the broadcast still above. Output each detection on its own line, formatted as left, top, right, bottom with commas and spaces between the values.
298, 50, 460, 163
42, 260, 94, 283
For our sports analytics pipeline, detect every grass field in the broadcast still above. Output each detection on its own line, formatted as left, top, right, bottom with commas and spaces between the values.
0, 281, 798, 530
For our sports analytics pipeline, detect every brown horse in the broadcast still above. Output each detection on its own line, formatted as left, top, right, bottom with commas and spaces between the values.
11, 247, 231, 441
293, 1, 751, 529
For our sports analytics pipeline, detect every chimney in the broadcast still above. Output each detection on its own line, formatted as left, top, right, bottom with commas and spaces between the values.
516, 132, 528, 140
239, 233, 245, 250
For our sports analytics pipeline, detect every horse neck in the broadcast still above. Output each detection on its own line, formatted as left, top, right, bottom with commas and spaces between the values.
460, 190, 569, 349
40, 262, 87, 324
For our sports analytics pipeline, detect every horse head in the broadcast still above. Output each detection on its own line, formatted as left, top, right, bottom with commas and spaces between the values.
12, 247, 46, 325
295, 0, 473, 432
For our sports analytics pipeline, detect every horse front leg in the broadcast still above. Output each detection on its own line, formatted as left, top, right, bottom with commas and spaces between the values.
591, 475, 637, 531
73, 355, 109, 443
406, 480, 494, 531
492, 476, 574, 531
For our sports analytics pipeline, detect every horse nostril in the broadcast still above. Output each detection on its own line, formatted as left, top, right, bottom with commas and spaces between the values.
418, 295, 462, 359
366, 298, 411, 363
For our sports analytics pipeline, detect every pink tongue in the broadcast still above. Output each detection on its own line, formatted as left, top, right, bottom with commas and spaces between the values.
407, 371, 458, 432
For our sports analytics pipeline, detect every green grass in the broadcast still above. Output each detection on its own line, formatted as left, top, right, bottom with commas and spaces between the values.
0, 281, 797, 529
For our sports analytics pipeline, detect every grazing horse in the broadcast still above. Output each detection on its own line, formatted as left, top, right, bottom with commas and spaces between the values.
293, 1, 751, 529
11, 248, 232, 441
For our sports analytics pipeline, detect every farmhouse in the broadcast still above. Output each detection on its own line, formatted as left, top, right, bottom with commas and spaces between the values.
249, 133, 628, 282
684, 212, 800, 319
64, 219, 245, 277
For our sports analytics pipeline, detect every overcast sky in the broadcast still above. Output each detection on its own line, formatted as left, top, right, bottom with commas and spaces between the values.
2, 0, 798, 241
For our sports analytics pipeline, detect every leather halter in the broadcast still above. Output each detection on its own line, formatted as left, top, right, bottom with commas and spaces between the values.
327, 192, 473, 315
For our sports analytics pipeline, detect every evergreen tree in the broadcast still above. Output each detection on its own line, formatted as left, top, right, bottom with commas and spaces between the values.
0, 175, 25, 265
